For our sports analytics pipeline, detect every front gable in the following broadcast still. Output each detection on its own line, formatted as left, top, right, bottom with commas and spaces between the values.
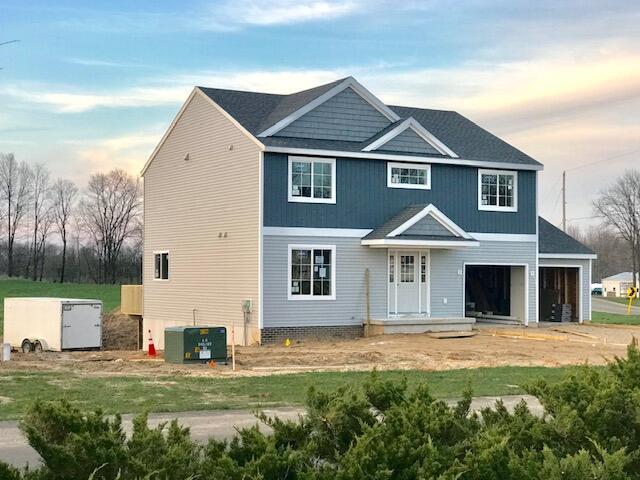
377, 127, 442, 155
362, 117, 458, 157
403, 214, 457, 237
275, 86, 392, 142
361, 204, 479, 248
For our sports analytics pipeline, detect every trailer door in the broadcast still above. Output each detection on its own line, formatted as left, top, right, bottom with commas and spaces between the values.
61, 303, 102, 349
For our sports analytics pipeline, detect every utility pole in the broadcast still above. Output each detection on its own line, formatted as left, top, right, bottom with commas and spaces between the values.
562, 170, 567, 232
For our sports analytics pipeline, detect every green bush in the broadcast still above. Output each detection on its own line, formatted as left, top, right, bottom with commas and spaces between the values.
6, 343, 640, 479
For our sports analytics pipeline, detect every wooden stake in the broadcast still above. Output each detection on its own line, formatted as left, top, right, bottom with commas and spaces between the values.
231, 323, 236, 372
365, 268, 371, 337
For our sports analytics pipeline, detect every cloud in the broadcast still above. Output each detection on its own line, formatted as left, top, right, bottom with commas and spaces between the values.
2, 85, 191, 113
65, 58, 151, 68
51, 1, 363, 34
65, 130, 163, 176
196, 0, 360, 30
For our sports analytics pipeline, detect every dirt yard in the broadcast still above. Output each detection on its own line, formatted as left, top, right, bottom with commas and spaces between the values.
2, 322, 637, 378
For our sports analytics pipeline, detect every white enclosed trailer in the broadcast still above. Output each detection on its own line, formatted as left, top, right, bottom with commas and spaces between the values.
4, 298, 102, 352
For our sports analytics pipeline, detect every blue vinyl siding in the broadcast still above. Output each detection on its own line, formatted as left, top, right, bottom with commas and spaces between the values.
378, 128, 441, 155
263, 153, 537, 234
275, 87, 391, 142
404, 215, 455, 236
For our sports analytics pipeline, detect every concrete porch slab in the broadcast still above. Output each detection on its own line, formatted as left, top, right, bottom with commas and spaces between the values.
368, 316, 476, 335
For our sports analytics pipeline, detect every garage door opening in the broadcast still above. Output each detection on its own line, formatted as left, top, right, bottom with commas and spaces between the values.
539, 267, 580, 322
465, 265, 527, 324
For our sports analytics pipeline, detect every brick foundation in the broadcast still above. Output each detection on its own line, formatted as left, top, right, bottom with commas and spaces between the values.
261, 325, 364, 344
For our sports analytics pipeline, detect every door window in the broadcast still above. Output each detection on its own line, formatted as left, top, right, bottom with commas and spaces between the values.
400, 255, 415, 283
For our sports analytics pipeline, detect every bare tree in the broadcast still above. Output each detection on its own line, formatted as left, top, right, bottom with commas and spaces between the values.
593, 169, 640, 289
35, 208, 55, 281
27, 164, 50, 281
0, 153, 32, 276
51, 178, 78, 283
79, 169, 141, 283
567, 223, 629, 281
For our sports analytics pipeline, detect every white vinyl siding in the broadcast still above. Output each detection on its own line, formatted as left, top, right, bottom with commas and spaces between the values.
478, 169, 517, 212
143, 91, 262, 348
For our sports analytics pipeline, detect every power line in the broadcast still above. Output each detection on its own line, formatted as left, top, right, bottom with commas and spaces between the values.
566, 147, 640, 172
0, 40, 20, 47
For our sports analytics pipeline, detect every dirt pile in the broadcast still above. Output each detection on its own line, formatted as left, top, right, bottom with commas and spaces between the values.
102, 309, 141, 350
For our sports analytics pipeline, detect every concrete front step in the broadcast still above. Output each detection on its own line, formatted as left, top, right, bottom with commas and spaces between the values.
368, 316, 476, 334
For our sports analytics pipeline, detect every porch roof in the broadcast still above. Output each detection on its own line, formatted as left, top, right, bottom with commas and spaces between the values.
361, 204, 479, 248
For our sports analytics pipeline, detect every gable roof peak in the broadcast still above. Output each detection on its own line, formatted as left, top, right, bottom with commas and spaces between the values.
362, 115, 458, 157
257, 76, 400, 137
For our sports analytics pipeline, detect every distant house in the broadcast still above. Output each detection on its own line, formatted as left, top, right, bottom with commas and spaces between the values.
602, 272, 639, 297
141, 76, 596, 347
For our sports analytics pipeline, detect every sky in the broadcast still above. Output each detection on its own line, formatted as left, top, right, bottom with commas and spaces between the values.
1, 0, 639, 229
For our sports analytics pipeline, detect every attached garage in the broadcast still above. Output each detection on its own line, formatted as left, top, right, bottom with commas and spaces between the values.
539, 266, 580, 322
465, 264, 527, 324
538, 218, 596, 323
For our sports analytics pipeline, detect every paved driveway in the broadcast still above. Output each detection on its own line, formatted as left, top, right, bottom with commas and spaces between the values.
0, 395, 542, 468
592, 296, 640, 315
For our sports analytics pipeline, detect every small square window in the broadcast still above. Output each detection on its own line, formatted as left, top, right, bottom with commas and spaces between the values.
478, 170, 517, 212
289, 157, 336, 203
289, 245, 335, 299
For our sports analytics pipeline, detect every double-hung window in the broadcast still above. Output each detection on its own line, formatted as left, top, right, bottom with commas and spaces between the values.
478, 169, 517, 212
288, 245, 336, 300
387, 162, 431, 190
154, 252, 169, 280
288, 156, 336, 203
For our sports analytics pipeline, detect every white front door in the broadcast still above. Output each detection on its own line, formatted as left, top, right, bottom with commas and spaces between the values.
389, 250, 429, 316
397, 252, 419, 313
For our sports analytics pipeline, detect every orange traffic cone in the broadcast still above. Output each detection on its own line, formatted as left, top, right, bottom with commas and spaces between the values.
147, 330, 157, 357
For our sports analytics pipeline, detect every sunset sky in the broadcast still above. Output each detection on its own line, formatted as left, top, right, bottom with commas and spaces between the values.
1, 0, 639, 229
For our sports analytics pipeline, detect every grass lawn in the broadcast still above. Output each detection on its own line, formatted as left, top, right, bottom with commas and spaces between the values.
0, 366, 575, 420
591, 310, 640, 325
0, 278, 121, 334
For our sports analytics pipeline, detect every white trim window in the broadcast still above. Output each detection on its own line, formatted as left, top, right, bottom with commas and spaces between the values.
387, 162, 431, 190
288, 244, 336, 300
288, 156, 336, 203
478, 169, 517, 212
153, 251, 169, 280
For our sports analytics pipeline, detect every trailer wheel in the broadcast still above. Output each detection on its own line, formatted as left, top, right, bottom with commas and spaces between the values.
33, 340, 43, 353
21, 339, 34, 353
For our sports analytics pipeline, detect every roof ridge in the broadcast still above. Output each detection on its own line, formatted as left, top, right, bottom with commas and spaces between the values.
197, 86, 284, 97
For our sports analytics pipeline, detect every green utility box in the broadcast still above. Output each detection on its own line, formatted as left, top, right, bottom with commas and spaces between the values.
164, 326, 227, 364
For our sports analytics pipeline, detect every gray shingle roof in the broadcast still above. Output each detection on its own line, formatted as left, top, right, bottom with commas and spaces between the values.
602, 272, 638, 282
538, 217, 595, 255
363, 205, 462, 240
198, 79, 542, 167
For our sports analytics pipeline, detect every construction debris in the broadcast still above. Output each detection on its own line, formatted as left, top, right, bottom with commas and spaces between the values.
549, 303, 572, 323
427, 331, 477, 339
